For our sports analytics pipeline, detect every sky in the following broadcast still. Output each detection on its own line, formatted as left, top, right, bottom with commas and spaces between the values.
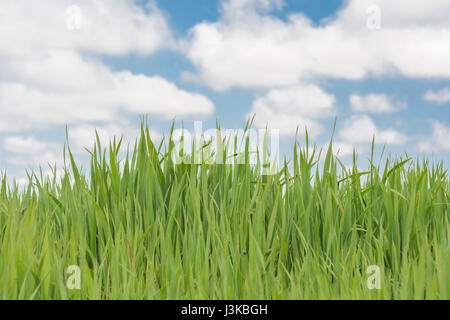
0, 0, 449, 184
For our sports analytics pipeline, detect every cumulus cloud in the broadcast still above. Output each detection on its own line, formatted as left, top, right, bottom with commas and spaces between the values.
0, 0, 174, 57
332, 142, 354, 157
0, 0, 217, 177
3, 136, 60, 167
0, 58, 214, 132
2, 122, 161, 171
247, 85, 336, 136
418, 121, 450, 152
329, 141, 369, 158
350, 94, 407, 113
0, 1, 214, 134
339, 115, 408, 145
222, 0, 285, 19
4, 136, 57, 155
67, 123, 160, 154
184, 0, 450, 90
424, 87, 450, 104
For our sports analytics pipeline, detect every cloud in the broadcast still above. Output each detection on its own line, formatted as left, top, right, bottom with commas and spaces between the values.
329, 141, 365, 157
418, 121, 450, 152
350, 94, 407, 113
316, 141, 367, 159
3, 136, 60, 167
2, 122, 162, 171
67, 123, 161, 154
247, 85, 336, 136
424, 87, 450, 104
339, 115, 408, 145
335, 0, 450, 29
4, 136, 57, 155
0, 1, 214, 134
221, 0, 285, 19
0, 0, 174, 57
0, 50, 214, 133
184, 0, 450, 91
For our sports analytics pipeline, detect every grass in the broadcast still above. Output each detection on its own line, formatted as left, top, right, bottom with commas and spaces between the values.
0, 120, 448, 300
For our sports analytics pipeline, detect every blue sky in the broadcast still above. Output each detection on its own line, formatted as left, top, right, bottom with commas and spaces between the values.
0, 0, 449, 183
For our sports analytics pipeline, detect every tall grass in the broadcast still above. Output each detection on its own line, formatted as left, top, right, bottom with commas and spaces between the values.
0, 121, 448, 299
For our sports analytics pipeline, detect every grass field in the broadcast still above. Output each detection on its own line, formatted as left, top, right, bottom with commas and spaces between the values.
0, 121, 448, 300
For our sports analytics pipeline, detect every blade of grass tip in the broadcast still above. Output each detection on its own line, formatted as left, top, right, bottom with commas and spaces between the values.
382, 158, 411, 184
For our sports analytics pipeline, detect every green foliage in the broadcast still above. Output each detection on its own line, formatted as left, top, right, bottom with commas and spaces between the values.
0, 121, 448, 300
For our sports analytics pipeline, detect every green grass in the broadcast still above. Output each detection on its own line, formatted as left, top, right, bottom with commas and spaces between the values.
0, 120, 448, 300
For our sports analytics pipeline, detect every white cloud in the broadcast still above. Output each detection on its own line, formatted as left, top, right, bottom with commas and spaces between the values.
2, 122, 161, 170
247, 85, 336, 136
184, 0, 450, 90
334, 0, 450, 29
418, 121, 450, 152
3, 136, 60, 167
318, 141, 368, 158
6, 152, 60, 168
0, 51, 214, 133
350, 94, 407, 113
4, 136, 57, 155
0, 0, 174, 57
424, 87, 450, 104
330, 141, 361, 157
67, 123, 160, 154
339, 115, 408, 145
221, 0, 285, 19
113, 72, 214, 117
0, 1, 214, 134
